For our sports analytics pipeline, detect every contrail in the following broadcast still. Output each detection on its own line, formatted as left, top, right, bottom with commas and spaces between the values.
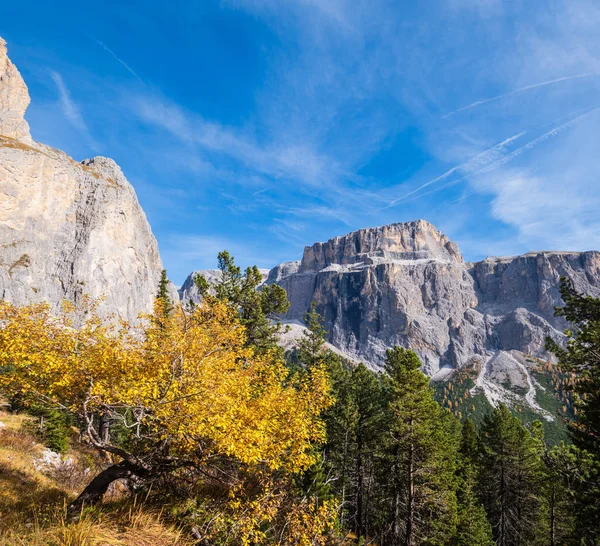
385, 106, 599, 209
94, 39, 144, 84
383, 132, 525, 208
474, 106, 600, 176
446, 73, 595, 117
443, 106, 600, 205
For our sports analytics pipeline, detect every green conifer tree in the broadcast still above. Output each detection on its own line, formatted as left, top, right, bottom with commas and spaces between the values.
350, 364, 385, 540
194, 251, 290, 354
381, 347, 459, 546
546, 277, 600, 541
541, 443, 577, 546
455, 419, 494, 546
155, 269, 173, 316
297, 301, 328, 369
479, 405, 545, 546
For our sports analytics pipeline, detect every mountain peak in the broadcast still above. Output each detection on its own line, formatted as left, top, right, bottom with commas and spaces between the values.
0, 36, 32, 144
300, 219, 462, 272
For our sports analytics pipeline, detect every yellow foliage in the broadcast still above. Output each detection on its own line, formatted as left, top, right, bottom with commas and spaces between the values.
0, 299, 332, 473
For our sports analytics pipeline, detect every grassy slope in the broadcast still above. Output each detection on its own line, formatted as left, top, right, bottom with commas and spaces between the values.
0, 407, 192, 546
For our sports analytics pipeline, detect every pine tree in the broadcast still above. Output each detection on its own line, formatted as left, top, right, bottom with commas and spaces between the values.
194, 251, 290, 354
460, 418, 481, 462
350, 364, 385, 539
546, 277, 600, 454
541, 443, 577, 546
455, 419, 494, 546
381, 347, 459, 546
546, 277, 600, 541
321, 359, 356, 528
155, 269, 173, 316
297, 301, 328, 369
479, 405, 545, 546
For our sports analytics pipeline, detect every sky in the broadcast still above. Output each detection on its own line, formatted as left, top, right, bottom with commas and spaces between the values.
1, 0, 599, 284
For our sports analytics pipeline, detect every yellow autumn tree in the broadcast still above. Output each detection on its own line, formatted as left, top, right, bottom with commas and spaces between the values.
0, 298, 334, 541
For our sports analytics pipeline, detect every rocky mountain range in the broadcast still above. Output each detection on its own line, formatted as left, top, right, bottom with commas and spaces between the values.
181, 220, 600, 377
0, 37, 165, 322
265, 220, 599, 426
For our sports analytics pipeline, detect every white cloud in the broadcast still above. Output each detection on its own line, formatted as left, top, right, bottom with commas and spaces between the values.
50, 71, 98, 149
130, 94, 336, 189
474, 171, 600, 251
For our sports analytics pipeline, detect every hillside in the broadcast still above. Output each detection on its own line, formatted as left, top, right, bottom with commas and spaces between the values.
0, 404, 192, 545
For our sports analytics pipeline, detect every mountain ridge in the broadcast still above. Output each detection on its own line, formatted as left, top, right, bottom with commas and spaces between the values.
180, 219, 599, 423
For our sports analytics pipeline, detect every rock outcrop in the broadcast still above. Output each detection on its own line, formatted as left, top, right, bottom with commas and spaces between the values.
0, 38, 31, 144
0, 37, 165, 321
261, 220, 600, 374
178, 268, 270, 304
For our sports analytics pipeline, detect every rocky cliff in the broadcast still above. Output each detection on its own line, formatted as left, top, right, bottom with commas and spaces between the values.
0, 37, 165, 321
263, 220, 600, 376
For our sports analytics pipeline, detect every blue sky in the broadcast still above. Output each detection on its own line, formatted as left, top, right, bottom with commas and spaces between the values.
2, 0, 600, 284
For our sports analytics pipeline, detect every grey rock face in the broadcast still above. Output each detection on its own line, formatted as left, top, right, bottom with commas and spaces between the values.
0, 38, 31, 145
299, 219, 462, 273
178, 268, 270, 305
264, 221, 600, 374
267, 261, 300, 283
0, 38, 165, 321
178, 269, 222, 304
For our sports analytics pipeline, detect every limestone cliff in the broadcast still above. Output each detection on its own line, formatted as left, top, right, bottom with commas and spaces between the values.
0, 37, 165, 320
261, 221, 600, 375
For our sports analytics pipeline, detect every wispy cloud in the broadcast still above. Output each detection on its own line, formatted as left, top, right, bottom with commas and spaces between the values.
283, 205, 355, 226
94, 38, 144, 84
472, 106, 600, 177
384, 132, 525, 208
162, 234, 280, 275
50, 71, 98, 150
130, 93, 337, 189
445, 73, 597, 116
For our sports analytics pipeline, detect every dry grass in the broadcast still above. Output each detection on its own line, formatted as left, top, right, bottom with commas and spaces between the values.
1, 505, 190, 546
0, 407, 193, 545
0, 135, 54, 158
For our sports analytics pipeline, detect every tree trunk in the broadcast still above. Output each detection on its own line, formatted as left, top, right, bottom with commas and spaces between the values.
67, 460, 146, 517
99, 413, 110, 444
392, 444, 402, 546
549, 485, 556, 546
356, 417, 364, 539
405, 442, 414, 546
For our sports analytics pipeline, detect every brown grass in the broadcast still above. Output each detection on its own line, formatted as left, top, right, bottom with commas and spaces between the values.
0, 135, 53, 159
0, 408, 193, 545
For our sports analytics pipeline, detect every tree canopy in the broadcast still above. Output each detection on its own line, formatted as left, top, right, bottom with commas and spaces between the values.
0, 297, 335, 542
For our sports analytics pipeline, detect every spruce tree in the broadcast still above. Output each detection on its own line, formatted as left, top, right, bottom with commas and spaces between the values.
381, 347, 459, 546
297, 301, 328, 368
546, 277, 600, 541
455, 419, 494, 546
479, 404, 545, 546
541, 443, 577, 546
156, 269, 173, 316
350, 364, 385, 540
194, 251, 290, 354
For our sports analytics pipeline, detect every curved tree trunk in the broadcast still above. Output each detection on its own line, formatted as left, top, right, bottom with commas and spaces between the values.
67, 460, 147, 517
